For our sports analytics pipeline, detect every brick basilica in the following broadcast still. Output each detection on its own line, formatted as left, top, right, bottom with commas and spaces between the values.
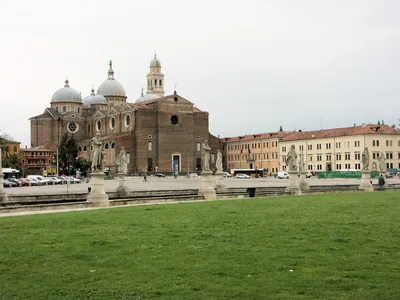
30, 55, 220, 174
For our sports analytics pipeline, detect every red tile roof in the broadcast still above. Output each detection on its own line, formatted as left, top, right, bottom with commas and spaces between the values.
222, 131, 289, 143
282, 124, 399, 141
20, 146, 54, 152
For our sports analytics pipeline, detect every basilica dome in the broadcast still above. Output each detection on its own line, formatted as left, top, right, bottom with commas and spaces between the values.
83, 88, 107, 106
51, 80, 82, 103
135, 93, 160, 103
97, 62, 126, 97
135, 88, 161, 103
150, 54, 161, 67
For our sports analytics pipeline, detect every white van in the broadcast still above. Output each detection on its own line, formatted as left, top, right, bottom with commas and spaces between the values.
27, 175, 50, 185
276, 172, 289, 179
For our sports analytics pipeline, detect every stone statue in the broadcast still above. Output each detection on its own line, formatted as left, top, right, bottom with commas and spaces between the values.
378, 152, 386, 171
362, 147, 370, 170
216, 149, 223, 173
201, 139, 211, 171
91, 133, 103, 172
286, 145, 298, 172
298, 151, 305, 173
116, 147, 128, 174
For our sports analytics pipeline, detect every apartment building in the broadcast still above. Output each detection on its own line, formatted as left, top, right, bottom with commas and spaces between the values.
223, 131, 288, 173
279, 124, 400, 172
20, 146, 56, 176
0, 137, 21, 158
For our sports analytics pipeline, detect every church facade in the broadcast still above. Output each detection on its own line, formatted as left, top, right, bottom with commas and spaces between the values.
30, 55, 220, 174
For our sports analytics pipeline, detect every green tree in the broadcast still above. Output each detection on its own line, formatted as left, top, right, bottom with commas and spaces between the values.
0, 145, 10, 155
58, 133, 79, 175
73, 157, 92, 177
2, 154, 20, 169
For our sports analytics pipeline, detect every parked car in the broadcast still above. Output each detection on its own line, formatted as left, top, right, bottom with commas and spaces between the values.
8, 178, 23, 187
26, 178, 43, 186
155, 173, 167, 177
57, 176, 69, 184
386, 168, 398, 176
67, 176, 81, 183
223, 172, 232, 178
385, 172, 393, 179
27, 175, 50, 185
48, 177, 62, 184
277, 172, 289, 179
3, 179, 14, 187
305, 171, 313, 178
18, 178, 32, 186
236, 173, 251, 179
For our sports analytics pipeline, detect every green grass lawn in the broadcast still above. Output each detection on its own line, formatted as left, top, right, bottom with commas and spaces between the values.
1, 191, 400, 300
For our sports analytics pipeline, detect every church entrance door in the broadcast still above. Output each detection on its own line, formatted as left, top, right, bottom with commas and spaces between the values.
172, 154, 181, 176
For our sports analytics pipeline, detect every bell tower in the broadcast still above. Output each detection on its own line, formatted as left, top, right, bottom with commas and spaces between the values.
147, 53, 165, 97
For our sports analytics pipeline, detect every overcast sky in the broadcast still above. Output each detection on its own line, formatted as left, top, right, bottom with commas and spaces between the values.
1, 0, 399, 147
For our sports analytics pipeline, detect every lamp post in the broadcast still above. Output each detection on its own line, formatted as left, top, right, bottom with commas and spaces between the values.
56, 147, 59, 176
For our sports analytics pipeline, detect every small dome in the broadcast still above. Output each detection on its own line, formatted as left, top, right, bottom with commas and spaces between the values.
135, 93, 161, 103
83, 88, 107, 106
51, 80, 82, 103
97, 61, 126, 97
150, 54, 161, 67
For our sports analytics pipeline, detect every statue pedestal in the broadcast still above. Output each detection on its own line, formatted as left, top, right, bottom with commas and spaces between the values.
199, 170, 216, 200
87, 171, 109, 207
0, 173, 8, 202
214, 171, 227, 192
116, 173, 130, 197
298, 172, 309, 191
359, 170, 373, 192
286, 171, 302, 195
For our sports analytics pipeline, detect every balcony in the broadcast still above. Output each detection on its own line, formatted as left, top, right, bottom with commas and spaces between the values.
246, 154, 256, 162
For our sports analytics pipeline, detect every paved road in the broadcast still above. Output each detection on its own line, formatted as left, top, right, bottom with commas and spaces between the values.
4, 176, 400, 195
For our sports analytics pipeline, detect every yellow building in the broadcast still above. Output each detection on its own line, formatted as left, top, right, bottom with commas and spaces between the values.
279, 124, 400, 172
223, 131, 288, 174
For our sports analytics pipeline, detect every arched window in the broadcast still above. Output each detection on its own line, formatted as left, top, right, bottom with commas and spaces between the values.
171, 115, 179, 125
110, 116, 116, 129
83, 145, 87, 152
104, 143, 109, 150
125, 114, 131, 127
154, 79, 157, 86
159, 79, 162, 86
96, 119, 102, 131
111, 142, 115, 149
78, 146, 82, 152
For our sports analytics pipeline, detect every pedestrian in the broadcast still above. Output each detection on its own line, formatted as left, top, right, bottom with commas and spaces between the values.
143, 172, 147, 182
378, 174, 385, 191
